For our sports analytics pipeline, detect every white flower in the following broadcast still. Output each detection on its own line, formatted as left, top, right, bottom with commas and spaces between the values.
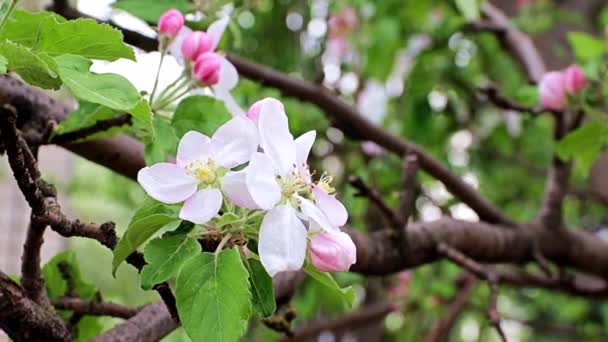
137, 116, 258, 224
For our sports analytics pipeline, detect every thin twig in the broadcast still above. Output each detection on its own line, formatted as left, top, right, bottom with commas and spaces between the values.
50, 114, 132, 145
52, 297, 140, 319
396, 154, 420, 242
349, 176, 402, 231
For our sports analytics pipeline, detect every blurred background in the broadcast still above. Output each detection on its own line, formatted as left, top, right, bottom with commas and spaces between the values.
3, 0, 608, 340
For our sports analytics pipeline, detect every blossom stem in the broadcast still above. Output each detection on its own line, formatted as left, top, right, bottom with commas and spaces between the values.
154, 85, 193, 110
215, 233, 232, 256
152, 73, 187, 109
148, 50, 166, 105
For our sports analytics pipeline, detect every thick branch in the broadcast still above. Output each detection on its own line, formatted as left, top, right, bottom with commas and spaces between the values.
20, 216, 51, 308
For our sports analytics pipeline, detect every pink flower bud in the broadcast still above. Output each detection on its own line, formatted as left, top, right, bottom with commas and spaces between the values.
246, 98, 285, 122
562, 64, 587, 95
181, 31, 213, 62
193, 52, 221, 85
538, 71, 566, 110
158, 9, 184, 38
310, 231, 356, 272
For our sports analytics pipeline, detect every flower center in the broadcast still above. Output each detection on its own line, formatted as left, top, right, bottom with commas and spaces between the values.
186, 159, 217, 185
317, 173, 335, 194
279, 172, 310, 199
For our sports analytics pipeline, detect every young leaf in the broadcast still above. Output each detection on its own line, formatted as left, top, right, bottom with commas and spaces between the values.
176, 249, 252, 342
556, 121, 608, 175
0, 41, 61, 89
303, 263, 355, 310
42, 250, 97, 300
567, 32, 605, 62
1, 10, 134, 61
140, 233, 201, 290
113, 0, 191, 23
243, 258, 276, 317
112, 197, 180, 275
55, 54, 141, 111
129, 98, 155, 142
0, 54, 7, 74
172, 95, 232, 138
53, 101, 126, 142
144, 118, 179, 164
455, 0, 480, 21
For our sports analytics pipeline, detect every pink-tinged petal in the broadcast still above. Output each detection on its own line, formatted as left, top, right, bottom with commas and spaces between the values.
207, 16, 230, 50
562, 64, 587, 95
258, 98, 296, 175
246, 97, 283, 122
176, 131, 212, 167
137, 163, 198, 204
246, 152, 281, 209
309, 231, 356, 272
213, 88, 245, 117
295, 130, 316, 165
210, 116, 259, 168
298, 197, 339, 232
313, 186, 348, 227
167, 26, 193, 65
221, 170, 259, 209
539, 71, 566, 110
179, 188, 222, 224
259, 205, 307, 277
214, 57, 239, 92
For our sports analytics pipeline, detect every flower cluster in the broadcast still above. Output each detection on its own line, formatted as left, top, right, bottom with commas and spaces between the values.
538, 64, 587, 110
138, 97, 356, 276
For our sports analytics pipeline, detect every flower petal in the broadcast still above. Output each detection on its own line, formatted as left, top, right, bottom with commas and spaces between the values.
214, 57, 239, 92
137, 163, 198, 204
213, 87, 245, 116
295, 130, 316, 165
179, 188, 222, 224
210, 116, 259, 168
246, 152, 281, 209
259, 205, 307, 277
313, 186, 348, 227
299, 197, 339, 232
176, 131, 212, 168
207, 16, 229, 50
221, 170, 259, 209
167, 26, 193, 65
258, 99, 296, 175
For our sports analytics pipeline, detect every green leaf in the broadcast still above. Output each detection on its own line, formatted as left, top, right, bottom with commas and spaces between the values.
172, 95, 232, 138
129, 99, 155, 142
145, 118, 179, 164
140, 233, 201, 290
113, 0, 191, 23
0, 41, 61, 89
55, 54, 141, 111
112, 197, 180, 275
42, 250, 97, 300
556, 121, 608, 174
0, 54, 7, 74
455, 0, 480, 21
243, 258, 275, 317
303, 263, 355, 310
1, 10, 133, 61
176, 249, 252, 342
53, 101, 126, 141
567, 32, 605, 61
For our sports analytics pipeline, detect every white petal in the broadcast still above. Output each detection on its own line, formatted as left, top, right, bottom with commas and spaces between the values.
214, 57, 239, 92
207, 16, 230, 50
221, 170, 259, 209
295, 130, 316, 165
210, 116, 259, 168
313, 186, 348, 227
179, 188, 222, 224
176, 131, 212, 167
259, 205, 307, 277
213, 87, 245, 117
137, 163, 198, 204
258, 99, 296, 175
167, 26, 192, 65
299, 197, 339, 232
246, 152, 281, 209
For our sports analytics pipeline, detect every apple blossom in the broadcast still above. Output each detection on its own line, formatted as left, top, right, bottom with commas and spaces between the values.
538, 71, 566, 110
309, 231, 356, 272
158, 9, 184, 38
562, 64, 587, 95
137, 116, 257, 224
221, 98, 351, 276
181, 31, 213, 62
193, 52, 221, 85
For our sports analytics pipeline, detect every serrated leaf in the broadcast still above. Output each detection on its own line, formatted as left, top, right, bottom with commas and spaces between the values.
140, 233, 201, 290
303, 263, 355, 310
112, 197, 180, 275
1, 10, 133, 61
172, 95, 232, 138
0, 41, 61, 89
556, 122, 608, 174
53, 101, 125, 141
567, 32, 605, 62
176, 249, 252, 342
145, 118, 179, 164
55, 54, 141, 111
243, 258, 275, 317
0, 54, 7, 74
113, 0, 191, 23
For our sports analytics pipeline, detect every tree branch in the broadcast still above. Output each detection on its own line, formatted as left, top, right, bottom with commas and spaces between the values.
50, 114, 132, 145
20, 216, 51, 308
53, 297, 139, 320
